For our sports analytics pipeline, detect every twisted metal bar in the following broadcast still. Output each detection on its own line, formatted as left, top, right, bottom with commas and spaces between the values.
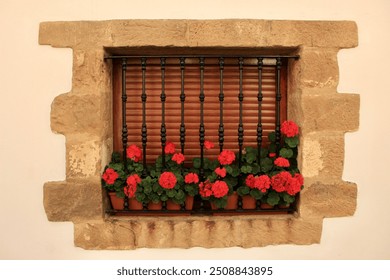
218, 57, 225, 153
160, 57, 167, 168
180, 57, 186, 154
275, 57, 282, 154
238, 57, 244, 168
121, 58, 129, 210
257, 57, 264, 165
141, 57, 148, 176
199, 57, 205, 180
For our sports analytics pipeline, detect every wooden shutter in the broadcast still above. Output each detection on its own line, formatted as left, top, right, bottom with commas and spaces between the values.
113, 57, 287, 163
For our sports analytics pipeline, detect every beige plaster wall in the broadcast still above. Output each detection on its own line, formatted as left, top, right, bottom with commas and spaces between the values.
0, 0, 389, 259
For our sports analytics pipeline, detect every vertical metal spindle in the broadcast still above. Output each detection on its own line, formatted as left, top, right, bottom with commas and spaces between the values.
160, 57, 167, 168
121, 58, 129, 210
180, 57, 186, 154
238, 57, 244, 168
275, 57, 282, 154
199, 57, 205, 180
218, 57, 225, 152
257, 57, 264, 164
141, 58, 147, 177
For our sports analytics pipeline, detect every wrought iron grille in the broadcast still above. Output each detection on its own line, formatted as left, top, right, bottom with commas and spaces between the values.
105, 54, 299, 216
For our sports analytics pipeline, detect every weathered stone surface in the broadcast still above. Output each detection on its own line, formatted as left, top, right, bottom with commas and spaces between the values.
40, 19, 359, 250
74, 216, 322, 250
301, 93, 360, 133
300, 180, 357, 218
43, 180, 103, 222
301, 132, 345, 180
39, 20, 358, 49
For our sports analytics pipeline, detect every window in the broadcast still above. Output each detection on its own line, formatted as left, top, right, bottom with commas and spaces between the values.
112, 54, 288, 163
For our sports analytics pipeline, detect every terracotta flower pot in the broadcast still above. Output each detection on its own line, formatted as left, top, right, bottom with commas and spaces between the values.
166, 200, 181, 210
185, 195, 194, 211
211, 192, 238, 210
241, 195, 257, 209
108, 192, 144, 210
147, 201, 162, 210
108, 192, 124, 210
260, 202, 275, 210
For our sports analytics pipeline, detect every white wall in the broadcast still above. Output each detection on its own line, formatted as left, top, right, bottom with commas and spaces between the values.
1, 0, 389, 259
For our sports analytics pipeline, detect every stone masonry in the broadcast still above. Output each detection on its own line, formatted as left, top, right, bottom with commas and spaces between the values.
39, 20, 359, 249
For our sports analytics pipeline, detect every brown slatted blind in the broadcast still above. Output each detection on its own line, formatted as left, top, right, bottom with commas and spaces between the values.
113, 57, 287, 163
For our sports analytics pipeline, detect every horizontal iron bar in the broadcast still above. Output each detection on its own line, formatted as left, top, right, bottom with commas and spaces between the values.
105, 54, 300, 60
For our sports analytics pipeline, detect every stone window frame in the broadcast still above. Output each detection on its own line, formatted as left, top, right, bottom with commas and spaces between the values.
40, 19, 359, 250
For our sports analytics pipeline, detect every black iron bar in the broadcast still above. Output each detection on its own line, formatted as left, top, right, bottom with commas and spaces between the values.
275, 57, 282, 154
121, 58, 129, 210
238, 57, 244, 167
160, 57, 167, 168
141, 57, 148, 176
180, 57, 186, 154
218, 57, 225, 153
257, 57, 264, 165
199, 57, 205, 180
106, 54, 300, 60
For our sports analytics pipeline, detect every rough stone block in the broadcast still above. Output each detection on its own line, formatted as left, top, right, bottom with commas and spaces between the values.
43, 180, 103, 222
300, 180, 357, 218
301, 93, 360, 133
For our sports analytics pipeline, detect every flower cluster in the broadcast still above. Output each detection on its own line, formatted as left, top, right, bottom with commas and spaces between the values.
245, 174, 271, 193
158, 171, 177, 189
271, 172, 303, 196
199, 180, 229, 199
102, 168, 119, 185
124, 174, 141, 198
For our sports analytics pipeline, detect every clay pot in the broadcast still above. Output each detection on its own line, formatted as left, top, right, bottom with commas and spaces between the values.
241, 195, 257, 210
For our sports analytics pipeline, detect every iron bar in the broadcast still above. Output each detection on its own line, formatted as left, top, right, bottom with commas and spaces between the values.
180, 57, 186, 154
121, 58, 129, 210
257, 57, 263, 165
218, 57, 225, 153
160, 57, 167, 168
141, 57, 148, 176
199, 57, 205, 180
275, 57, 282, 154
238, 57, 244, 168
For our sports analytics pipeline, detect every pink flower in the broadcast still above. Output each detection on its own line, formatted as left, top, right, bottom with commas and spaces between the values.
204, 140, 215, 150
185, 173, 199, 184
274, 157, 290, 167
214, 167, 227, 178
211, 180, 229, 198
218, 149, 236, 165
172, 153, 185, 164
102, 168, 119, 185
164, 142, 176, 154
126, 144, 142, 162
281, 120, 299, 137
158, 171, 177, 189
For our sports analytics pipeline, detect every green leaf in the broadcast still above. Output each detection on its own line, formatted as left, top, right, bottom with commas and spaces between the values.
240, 165, 252, 174
266, 191, 280, 206
166, 189, 176, 198
268, 132, 276, 142
285, 136, 299, 148
260, 157, 273, 172
237, 186, 250, 196
279, 148, 293, 158
193, 158, 201, 169
250, 189, 264, 200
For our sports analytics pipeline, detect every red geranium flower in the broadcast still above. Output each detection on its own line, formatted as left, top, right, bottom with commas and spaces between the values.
271, 171, 292, 193
172, 153, 185, 164
274, 157, 290, 167
164, 142, 176, 154
158, 171, 177, 189
218, 149, 236, 165
102, 168, 119, 185
126, 144, 142, 162
185, 173, 199, 184
281, 120, 299, 137
245, 174, 256, 188
124, 174, 141, 198
204, 140, 215, 150
214, 167, 227, 178
253, 175, 271, 193
199, 180, 213, 197
211, 180, 229, 198
285, 173, 304, 196
269, 153, 276, 158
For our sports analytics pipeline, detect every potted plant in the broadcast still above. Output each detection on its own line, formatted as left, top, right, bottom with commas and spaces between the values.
101, 144, 144, 210
260, 120, 304, 209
